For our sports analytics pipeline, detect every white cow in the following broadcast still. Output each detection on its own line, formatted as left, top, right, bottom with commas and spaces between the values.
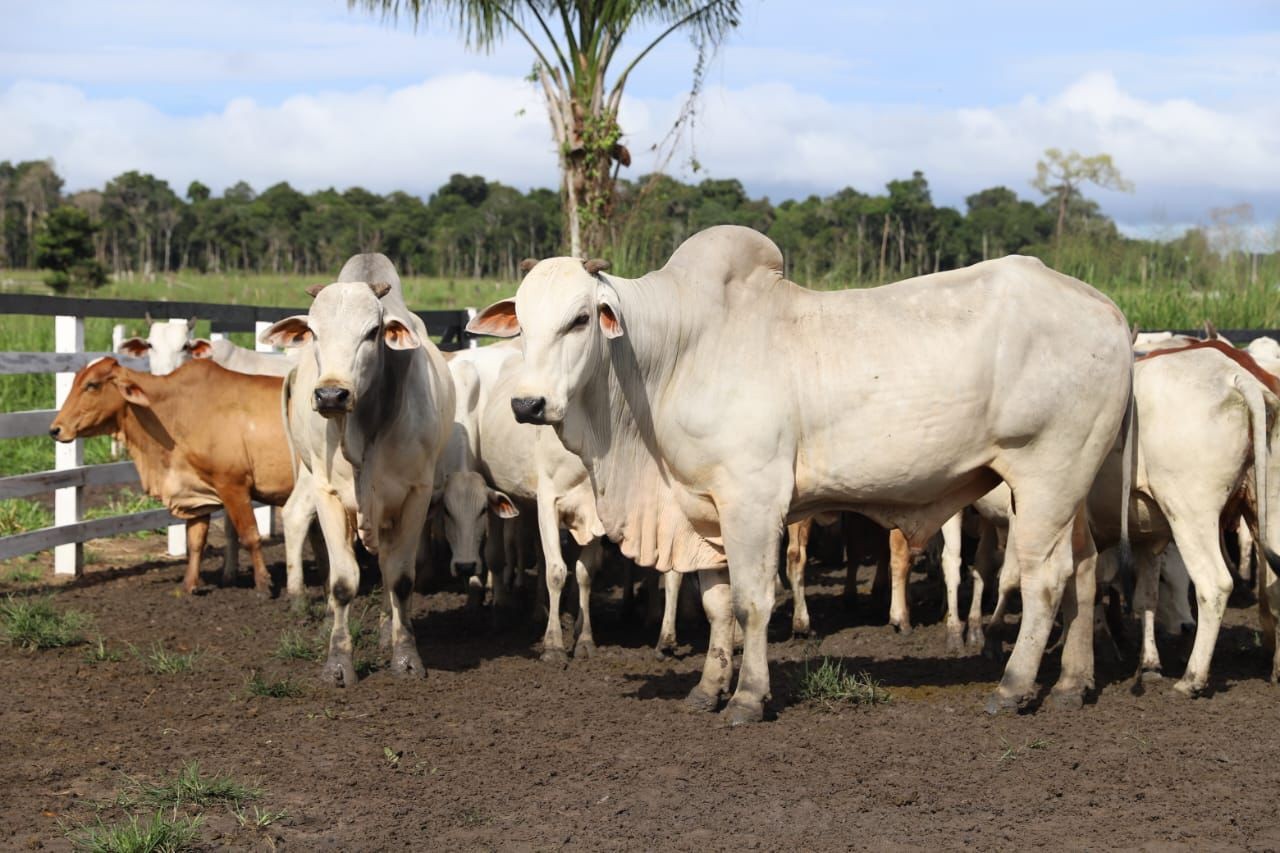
120, 315, 294, 377
470, 226, 1133, 723
262, 253, 454, 685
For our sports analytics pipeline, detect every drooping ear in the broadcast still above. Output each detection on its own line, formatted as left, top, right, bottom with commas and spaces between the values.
519, 258, 539, 274
383, 318, 421, 350
466, 299, 520, 338
117, 337, 151, 357
487, 489, 520, 519
584, 258, 611, 276
115, 379, 152, 408
597, 287, 624, 339
260, 315, 313, 348
187, 339, 215, 359
305, 282, 327, 298
369, 282, 391, 299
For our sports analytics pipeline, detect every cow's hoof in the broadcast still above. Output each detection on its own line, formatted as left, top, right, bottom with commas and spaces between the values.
540, 647, 569, 666
1172, 678, 1203, 699
891, 620, 912, 637
965, 631, 986, 654
984, 690, 1027, 716
720, 698, 764, 726
1139, 667, 1164, 684
684, 686, 721, 713
390, 648, 426, 679
573, 638, 596, 660
321, 656, 357, 688
1050, 688, 1084, 711
251, 583, 272, 599
945, 631, 964, 656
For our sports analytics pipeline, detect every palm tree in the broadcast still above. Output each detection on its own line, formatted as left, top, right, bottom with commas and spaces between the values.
350, 0, 741, 257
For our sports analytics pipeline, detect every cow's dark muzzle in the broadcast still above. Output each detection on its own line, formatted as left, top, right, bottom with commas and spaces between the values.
453, 561, 478, 579
511, 396, 546, 424
314, 385, 352, 415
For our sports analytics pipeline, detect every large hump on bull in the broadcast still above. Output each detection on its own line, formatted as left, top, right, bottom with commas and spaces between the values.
334, 252, 427, 340
337, 253, 402, 291
661, 225, 785, 290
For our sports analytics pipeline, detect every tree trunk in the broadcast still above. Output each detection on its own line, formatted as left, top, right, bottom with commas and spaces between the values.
878, 215, 890, 282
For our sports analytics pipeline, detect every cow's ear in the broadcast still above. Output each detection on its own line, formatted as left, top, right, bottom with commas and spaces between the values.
487, 489, 520, 519
467, 299, 520, 338
116, 380, 151, 408
260, 316, 313, 348
383, 319, 421, 350
117, 338, 151, 357
187, 339, 215, 358
597, 288, 624, 339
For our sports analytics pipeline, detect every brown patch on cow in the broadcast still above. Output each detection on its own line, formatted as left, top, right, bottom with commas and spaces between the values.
1139, 339, 1280, 395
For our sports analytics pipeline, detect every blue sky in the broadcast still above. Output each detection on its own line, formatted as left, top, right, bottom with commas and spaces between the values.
2, 0, 1277, 237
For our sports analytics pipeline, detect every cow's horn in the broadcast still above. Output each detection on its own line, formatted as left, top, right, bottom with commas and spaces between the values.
144, 310, 154, 325
369, 282, 391, 298
305, 283, 327, 298
519, 258, 539, 274
584, 258, 611, 275
188, 315, 198, 330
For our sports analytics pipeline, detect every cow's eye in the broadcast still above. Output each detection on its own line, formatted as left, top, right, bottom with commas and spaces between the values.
570, 313, 590, 331
364, 327, 378, 342
85, 382, 99, 391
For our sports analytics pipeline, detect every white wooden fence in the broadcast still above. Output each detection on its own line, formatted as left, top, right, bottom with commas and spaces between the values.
0, 293, 473, 577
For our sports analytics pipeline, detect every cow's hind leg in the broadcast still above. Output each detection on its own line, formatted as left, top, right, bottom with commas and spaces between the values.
183, 516, 211, 594
887, 529, 912, 634
1133, 549, 1164, 681
1260, 559, 1280, 683
572, 539, 603, 659
221, 521, 240, 587
966, 521, 998, 651
1164, 515, 1234, 697
1050, 507, 1097, 709
786, 519, 813, 639
382, 486, 431, 679
986, 493, 1078, 715
940, 512, 964, 653
687, 568, 733, 712
720, 500, 786, 726
220, 490, 270, 595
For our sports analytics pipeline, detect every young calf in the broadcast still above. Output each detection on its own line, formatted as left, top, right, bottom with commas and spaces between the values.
49, 357, 295, 594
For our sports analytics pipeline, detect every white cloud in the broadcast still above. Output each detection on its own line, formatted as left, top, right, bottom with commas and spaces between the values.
1, 70, 1276, 231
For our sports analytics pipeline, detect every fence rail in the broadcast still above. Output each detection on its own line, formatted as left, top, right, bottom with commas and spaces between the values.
0, 293, 476, 576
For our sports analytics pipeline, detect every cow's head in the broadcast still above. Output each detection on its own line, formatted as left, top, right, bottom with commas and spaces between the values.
117, 315, 199, 375
49, 357, 128, 441
1156, 549, 1196, 638
467, 257, 618, 426
433, 471, 518, 578
259, 281, 420, 417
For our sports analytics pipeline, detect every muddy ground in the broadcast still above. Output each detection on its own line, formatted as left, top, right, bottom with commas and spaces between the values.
2, 524, 1279, 852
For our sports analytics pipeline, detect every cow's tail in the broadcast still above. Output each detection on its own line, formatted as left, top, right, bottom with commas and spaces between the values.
1116, 367, 1137, 610
1238, 374, 1280, 575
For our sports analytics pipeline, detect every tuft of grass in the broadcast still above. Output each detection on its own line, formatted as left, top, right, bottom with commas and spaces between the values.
997, 736, 1053, 764
0, 594, 91, 649
233, 805, 287, 830
132, 642, 200, 675
246, 671, 303, 699
793, 657, 890, 708
68, 809, 203, 853
84, 636, 124, 664
0, 499, 54, 536
122, 762, 260, 811
2, 564, 44, 584
272, 628, 323, 662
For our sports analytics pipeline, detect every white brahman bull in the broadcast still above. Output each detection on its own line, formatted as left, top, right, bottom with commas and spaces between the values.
470, 225, 1133, 723
262, 253, 454, 685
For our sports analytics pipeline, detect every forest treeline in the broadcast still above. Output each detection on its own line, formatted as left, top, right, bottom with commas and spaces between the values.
1, 157, 1274, 291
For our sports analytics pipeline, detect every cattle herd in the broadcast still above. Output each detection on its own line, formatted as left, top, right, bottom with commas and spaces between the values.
48, 225, 1280, 725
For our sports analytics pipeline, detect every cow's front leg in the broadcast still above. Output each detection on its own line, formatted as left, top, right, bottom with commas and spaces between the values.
535, 489, 569, 664
383, 487, 431, 678
283, 472, 317, 596
786, 520, 812, 639
887, 529, 913, 634
314, 490, 358, 687
940, 513, 964, 653
686, 568, 733, 711
656, 569, 682, 658
183, 516, 211, 594
572, 539, 603, 659
721, 501, 786, 726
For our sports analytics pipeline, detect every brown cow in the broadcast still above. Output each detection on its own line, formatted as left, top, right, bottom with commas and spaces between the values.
49, 357, 294, 594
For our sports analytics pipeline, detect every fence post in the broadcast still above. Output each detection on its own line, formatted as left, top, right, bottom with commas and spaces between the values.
165, 316, 189, 557
465, 308, 478, 349
54, 314, 84, 576
254, 320, 275, 537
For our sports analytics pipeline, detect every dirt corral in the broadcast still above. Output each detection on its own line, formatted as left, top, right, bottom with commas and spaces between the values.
2, 528, 1279, 852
